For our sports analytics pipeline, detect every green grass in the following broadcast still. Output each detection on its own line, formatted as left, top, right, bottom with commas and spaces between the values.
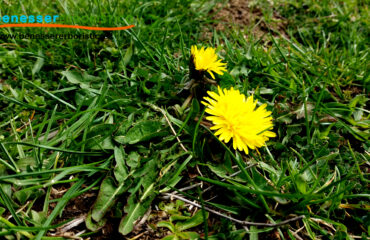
0, 0, 369, 239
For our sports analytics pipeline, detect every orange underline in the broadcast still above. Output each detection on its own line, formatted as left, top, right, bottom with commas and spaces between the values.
0, 23, 135, 31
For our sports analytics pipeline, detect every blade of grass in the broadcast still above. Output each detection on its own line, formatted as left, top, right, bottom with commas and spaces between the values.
3, 142, 103, 156
0, 143, 20, 173
0, 186, 22, 226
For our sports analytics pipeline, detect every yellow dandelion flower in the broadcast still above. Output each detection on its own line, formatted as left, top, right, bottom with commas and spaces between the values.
191, 45, 227, 79
202, 86, 276, 154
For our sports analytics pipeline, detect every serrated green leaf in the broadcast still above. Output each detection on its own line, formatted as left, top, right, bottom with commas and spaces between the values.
16, 157, 36, 171
296, 175, 307, 194
170, 214, 191, 222
0, 184, 11, 198
207, 163, 244, 182
14, 188, 44, 205
85, 124, 116, 150
161, 235, 178, 240
61, 70, 100, 92
175, 211, 208, 232
86, 210, 107, 231
119, 193, 154, 235
92, 177, 130, 222
177, 232, 200, 240
127, 151, 140, 169
120, 120, 167, 144
30, 210, 47, 225
61, 70, 84, 85
90, 137, 115, 150
157, 221, 175, 232
114, 146, 129, 183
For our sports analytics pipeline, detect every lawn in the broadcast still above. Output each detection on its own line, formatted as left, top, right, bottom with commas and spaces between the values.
0, 0, 368, 239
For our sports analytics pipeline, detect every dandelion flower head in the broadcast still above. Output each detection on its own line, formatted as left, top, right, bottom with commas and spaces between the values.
202, 86, 276, 154
191, 45, 227, 79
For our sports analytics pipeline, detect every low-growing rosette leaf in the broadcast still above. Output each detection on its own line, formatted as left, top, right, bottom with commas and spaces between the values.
116, 120, 167, 144
91, 177, 131, 222
114, 146, 129, 183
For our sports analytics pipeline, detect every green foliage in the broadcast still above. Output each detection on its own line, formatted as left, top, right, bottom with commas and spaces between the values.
157, 201, 208, 240
0, 0, 368, 239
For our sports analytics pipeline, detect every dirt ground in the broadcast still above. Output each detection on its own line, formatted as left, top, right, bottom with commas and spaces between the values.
210, 0, 288, 40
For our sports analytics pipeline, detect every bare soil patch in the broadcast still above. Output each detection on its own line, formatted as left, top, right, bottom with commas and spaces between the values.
211, 0, 288, 40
